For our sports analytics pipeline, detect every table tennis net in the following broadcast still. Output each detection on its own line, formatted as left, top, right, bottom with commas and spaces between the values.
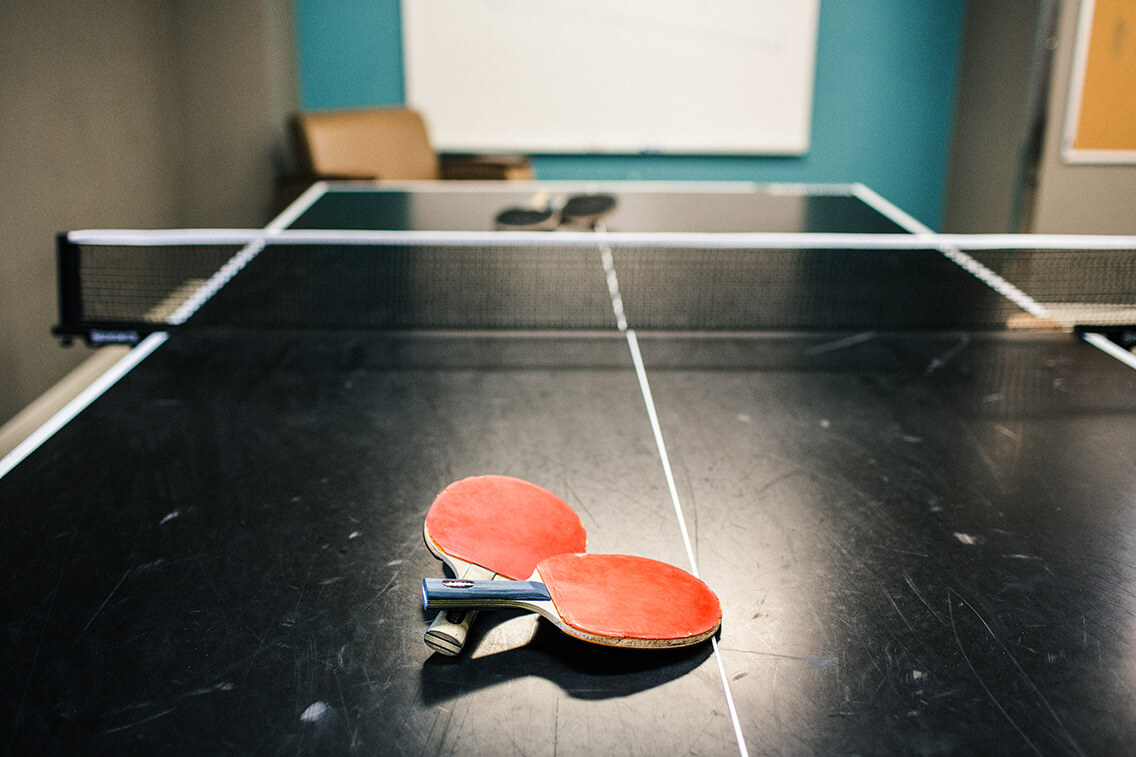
55, 231, 1136, 344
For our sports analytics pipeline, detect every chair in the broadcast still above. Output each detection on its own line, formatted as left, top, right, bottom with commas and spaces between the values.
286, 106, 533, 186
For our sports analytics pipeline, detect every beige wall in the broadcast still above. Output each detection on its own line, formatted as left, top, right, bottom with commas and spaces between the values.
941, 0, 1136, 235
943, 1, 1053, 233
1030, 0, 1136, 234
0, 1, 296, 426
170, 1, 297, 227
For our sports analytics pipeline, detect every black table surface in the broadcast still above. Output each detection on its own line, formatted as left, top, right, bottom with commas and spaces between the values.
287, 182, 910, 234
7, 183, 1136, 754
3, 328, 1136, 755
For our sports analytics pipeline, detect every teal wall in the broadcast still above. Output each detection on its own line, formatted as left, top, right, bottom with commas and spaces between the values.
294, 0, 965, 229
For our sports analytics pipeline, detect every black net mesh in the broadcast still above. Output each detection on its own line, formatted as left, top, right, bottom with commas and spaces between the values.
56, 234, 1136, 343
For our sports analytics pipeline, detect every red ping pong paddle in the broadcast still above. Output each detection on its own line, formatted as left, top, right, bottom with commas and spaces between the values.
422, 553, 721, 649
423, 475, 587, 655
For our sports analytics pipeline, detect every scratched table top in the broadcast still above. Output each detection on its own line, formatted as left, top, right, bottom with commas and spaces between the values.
4, 182, 1136, 754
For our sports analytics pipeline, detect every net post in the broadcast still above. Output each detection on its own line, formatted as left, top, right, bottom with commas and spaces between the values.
53, 232, 82, 346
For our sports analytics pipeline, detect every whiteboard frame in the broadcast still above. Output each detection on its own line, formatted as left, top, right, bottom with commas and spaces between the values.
1062, 0, 1136, 164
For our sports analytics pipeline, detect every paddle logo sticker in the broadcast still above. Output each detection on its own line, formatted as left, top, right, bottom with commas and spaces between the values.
442, 580, 475, 588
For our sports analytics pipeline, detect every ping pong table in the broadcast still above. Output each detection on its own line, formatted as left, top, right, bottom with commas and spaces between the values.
4, 182, 1136, 754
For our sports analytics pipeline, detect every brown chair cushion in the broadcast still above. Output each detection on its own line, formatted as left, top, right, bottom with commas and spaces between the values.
291, 107, 440, 181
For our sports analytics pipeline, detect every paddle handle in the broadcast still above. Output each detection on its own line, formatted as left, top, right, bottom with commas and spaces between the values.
423, 609, 478, 656
422, 562, 496, 656
422, 577, 550, 611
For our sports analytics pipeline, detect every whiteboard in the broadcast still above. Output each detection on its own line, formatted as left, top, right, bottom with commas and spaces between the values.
402, 0, 819, 155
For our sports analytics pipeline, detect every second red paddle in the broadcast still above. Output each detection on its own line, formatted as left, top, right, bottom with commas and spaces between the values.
423, 553, 721, 649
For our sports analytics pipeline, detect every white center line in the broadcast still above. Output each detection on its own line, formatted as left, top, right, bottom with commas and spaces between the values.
597, 230, 750, 757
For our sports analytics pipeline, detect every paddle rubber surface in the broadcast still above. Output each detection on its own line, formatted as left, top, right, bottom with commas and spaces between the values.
424, 475, 586, 580
539, 553, 721, 643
